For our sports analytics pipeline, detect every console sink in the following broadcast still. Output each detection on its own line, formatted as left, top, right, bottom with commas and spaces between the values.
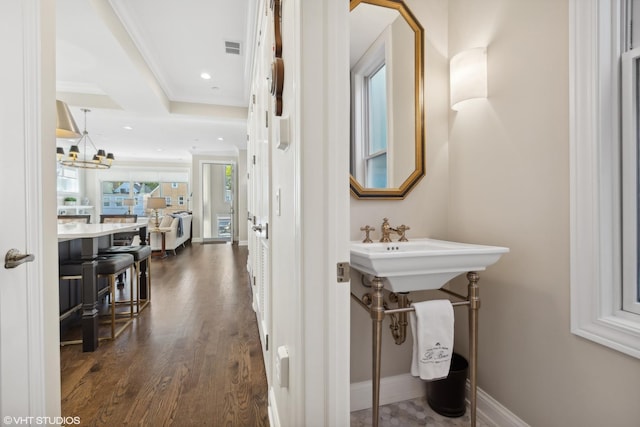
350, 238, 509, 292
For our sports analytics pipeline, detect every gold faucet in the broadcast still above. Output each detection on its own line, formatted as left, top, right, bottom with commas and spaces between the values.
360, 225, 375, 243
380, 218, 410, 242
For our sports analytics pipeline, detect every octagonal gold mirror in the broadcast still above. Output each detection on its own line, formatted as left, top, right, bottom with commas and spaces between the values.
349, 0, 424, 199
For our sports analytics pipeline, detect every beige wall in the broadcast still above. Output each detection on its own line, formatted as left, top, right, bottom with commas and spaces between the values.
390, 14, 416, 187
448, 0, 640, 425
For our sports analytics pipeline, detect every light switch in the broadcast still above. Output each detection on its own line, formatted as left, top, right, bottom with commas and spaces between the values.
275, 115, 290, 150
276, 345, 289, 388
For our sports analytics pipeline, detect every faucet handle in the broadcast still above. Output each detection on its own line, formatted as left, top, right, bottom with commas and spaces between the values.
360, 225, 375, 243
397, 225, 410, 242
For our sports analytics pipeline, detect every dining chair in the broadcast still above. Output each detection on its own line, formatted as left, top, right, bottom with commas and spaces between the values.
57, 214, 91, 224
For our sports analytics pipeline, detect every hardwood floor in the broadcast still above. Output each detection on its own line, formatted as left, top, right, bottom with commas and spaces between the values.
60, 243, 269, 426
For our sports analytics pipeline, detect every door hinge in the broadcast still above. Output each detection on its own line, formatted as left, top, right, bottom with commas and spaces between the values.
252, 155, 256, 165
266, 334, 269, 351
265, 111, 269, 128
337, 262, 350, 282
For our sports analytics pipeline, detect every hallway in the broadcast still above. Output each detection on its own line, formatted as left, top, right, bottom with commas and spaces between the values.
60, 243, 269, 426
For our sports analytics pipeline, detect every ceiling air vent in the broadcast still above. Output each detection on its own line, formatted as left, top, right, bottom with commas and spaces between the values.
225, 41, 241, 55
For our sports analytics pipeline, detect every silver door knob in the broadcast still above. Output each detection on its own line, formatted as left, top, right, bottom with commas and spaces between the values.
4, 249, 35, 269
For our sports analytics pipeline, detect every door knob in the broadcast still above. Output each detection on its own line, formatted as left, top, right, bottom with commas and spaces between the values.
252, 223, 268, 238
4, 249, 35, 269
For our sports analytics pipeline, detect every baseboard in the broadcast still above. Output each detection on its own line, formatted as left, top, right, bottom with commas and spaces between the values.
350, 374, 529, 427
192, 237, 203, 243
468, 383, 530, 427
268, 387, 281, 427
350, 374, 425, 412
238, 240, 248, 246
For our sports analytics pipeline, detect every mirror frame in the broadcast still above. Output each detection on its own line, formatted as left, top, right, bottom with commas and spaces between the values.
349, 0, 424, 200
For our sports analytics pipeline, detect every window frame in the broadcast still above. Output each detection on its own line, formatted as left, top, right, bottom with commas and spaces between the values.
56, 164, 80, 194
570, 0, 640, 359
621, 45, 640, 314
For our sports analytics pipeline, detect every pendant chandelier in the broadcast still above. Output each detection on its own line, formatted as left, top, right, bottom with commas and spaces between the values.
56, 107, 114, 169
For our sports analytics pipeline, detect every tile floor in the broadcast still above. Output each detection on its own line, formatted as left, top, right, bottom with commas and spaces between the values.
350, 397, 492, 427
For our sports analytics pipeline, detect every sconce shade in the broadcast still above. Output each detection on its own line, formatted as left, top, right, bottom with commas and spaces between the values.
56, 100, 81, 138
147, 197, 167, 210
450, 47, 487, 111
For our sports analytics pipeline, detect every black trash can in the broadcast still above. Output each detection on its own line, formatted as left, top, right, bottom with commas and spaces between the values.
425, 353, 468, 417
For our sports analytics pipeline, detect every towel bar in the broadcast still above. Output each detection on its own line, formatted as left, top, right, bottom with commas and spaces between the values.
351, 272, 481, 427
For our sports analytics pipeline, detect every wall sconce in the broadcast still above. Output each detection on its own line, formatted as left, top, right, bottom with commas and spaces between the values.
450, 47, 487, 111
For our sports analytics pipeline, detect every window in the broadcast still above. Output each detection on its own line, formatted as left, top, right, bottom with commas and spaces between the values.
224, 164, 233, 203
56, 164, 79, 194
350, 28, 390, 188
622, 45, 640, 314
365, 64, 388, 188
100, 180, 188, 216
570, 0, 640, 358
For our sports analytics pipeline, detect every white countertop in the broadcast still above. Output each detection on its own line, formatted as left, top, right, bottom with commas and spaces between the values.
57, 222, 142, 241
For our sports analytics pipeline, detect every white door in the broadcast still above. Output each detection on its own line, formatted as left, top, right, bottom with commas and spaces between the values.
0, 0, 51, 419
249, 22, 272, 383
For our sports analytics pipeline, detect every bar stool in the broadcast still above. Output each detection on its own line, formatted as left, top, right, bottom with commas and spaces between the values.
59, 253, 135, 342
99, 245, 152, 314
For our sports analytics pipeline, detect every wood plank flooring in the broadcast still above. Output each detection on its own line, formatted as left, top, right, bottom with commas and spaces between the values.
60, 243, 269, 427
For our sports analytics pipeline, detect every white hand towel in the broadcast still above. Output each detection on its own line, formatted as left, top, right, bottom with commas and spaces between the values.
410, 300, 454, 380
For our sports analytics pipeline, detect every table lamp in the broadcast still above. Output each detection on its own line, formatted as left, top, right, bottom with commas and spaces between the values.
147, 197, 167, 228
123, 198, 135, 214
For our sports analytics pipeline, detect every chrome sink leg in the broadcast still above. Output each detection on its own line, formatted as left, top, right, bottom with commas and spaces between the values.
371, 277, 385, 427
468, 272, 480, 427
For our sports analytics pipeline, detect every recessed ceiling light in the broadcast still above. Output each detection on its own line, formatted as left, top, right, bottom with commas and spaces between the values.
211, 86, 220, 91
201, 72, 211, 80
217, 137, 224, 141
156, 148, 163, 152
123, 126, 133, 131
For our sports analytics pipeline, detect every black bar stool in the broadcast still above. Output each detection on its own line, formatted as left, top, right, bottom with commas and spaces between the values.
99, 245, 152, 314
59, 253, 135, 343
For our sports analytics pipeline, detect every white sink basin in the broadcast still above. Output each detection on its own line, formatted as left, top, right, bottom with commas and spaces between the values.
350, 238, 509, 292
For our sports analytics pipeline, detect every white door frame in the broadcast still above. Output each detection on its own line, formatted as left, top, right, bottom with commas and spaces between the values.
295, 0, 351, 425
199, 160, 236, 243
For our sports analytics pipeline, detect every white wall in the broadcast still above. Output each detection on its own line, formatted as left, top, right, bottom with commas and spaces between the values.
447, 1, 640, 426
350, 0, 450, 383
